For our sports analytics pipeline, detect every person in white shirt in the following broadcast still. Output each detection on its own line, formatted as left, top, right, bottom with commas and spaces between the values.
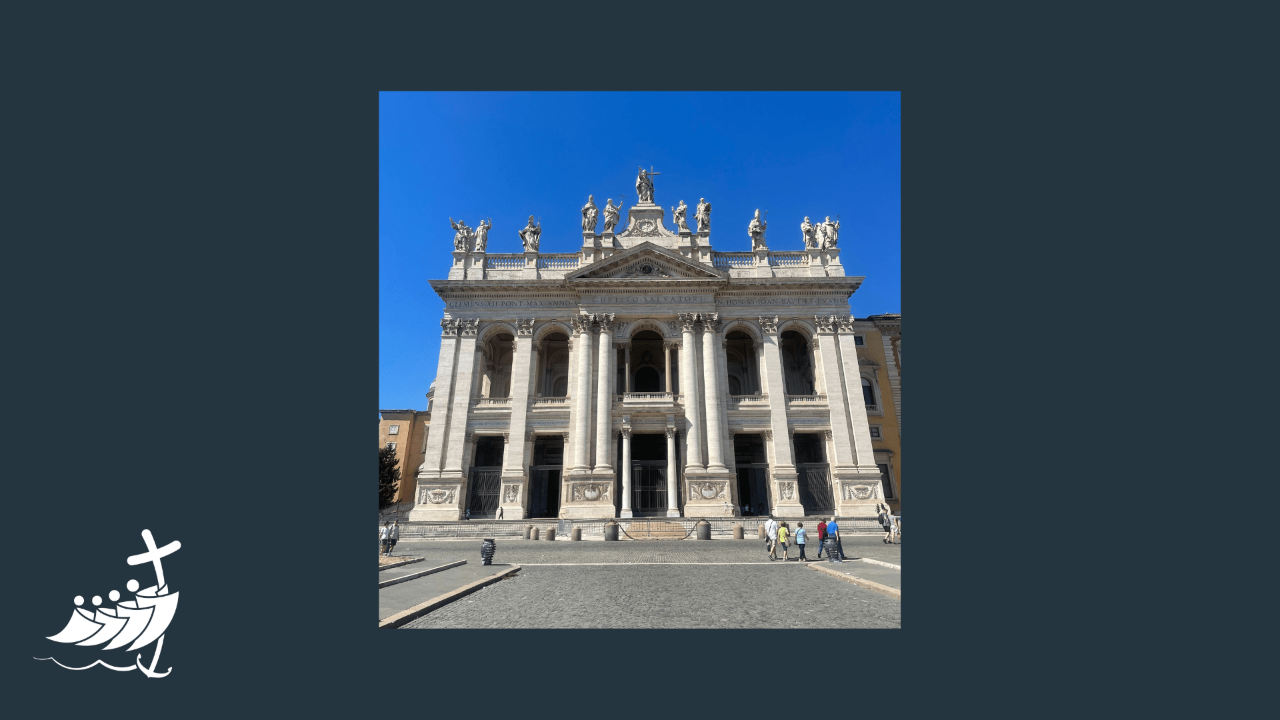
388, 520, 400, 555
765, 517, 779, 561
379, 522, 392, 556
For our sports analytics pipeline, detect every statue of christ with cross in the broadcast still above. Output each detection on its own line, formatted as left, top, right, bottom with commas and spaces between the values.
127, 529, 181, 591
636, 166, 659, 204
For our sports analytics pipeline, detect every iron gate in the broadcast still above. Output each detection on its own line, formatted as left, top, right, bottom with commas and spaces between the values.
796, 463, 835, 515
632, 461, 667, 514
528, 465, 561, 518
467, 466, 502, 518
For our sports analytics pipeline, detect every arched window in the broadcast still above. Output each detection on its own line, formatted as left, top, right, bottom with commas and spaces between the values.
728, 376, 742, 395
862, 378, 877, 408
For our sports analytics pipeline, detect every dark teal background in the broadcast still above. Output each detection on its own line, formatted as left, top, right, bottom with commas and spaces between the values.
3, 2, 1241, 717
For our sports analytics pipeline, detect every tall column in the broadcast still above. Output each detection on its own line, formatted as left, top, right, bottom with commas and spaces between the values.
757, 317, 797, 473
593, 313, 615, 473
665, 426, 680, 517
443, 319, 480, 478
663, 341, 674, 393
623, 342, 632, 393
420, 318, 458, 479
620, 427, 633, 517
835, 315, 878, 470
813, 316, 857, 471
880, 332, 902, 435
502, 319, 536, 481
677, 314, 703, 472
570, 315, 593, 472
700, 313, 728, 472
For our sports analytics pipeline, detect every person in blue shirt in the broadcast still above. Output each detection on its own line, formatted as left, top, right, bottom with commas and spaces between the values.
826, 517, 844, 562
795, 522, 807, 562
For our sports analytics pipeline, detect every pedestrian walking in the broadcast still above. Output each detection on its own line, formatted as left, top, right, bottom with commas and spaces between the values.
388, 520, 399, 556
885, 512, 898, 545
795, 522, 807, 562
379, 522, 392, 557
827, 516, 844, 561
815, 519, 827, 559
765, 516, 779, 560
465, 508, 471, 521
777, 522, 790, 561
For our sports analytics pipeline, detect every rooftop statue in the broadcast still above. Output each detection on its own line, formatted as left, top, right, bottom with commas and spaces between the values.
671, 199, 689, 232
581, 195, 598, 232
748, 209, 768, 251
636, 167, 654, 204
519, 215, 541, 252
474, 218, 492, 252
820, 215, 840, 250
449, 217, 474, 252
603, 198, 622, 233
695, 197, 711, 232
801, 216, 818, 250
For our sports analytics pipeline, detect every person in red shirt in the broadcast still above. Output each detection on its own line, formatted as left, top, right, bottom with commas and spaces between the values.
815, 520, 828, 560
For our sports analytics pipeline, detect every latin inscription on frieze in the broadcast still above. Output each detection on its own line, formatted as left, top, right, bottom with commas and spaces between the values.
588, 295, 712, 305
446, 299, 576, 309
716, 297, 849, 307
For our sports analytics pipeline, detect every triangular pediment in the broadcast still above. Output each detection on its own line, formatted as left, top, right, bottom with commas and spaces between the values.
566, 242, 726, 280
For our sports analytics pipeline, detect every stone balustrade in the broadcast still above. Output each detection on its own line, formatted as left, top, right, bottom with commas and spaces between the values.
474, 397, 512, 406
483, 254, 524, 270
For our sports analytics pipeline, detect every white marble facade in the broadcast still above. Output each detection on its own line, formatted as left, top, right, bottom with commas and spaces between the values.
410, 180, 886, 522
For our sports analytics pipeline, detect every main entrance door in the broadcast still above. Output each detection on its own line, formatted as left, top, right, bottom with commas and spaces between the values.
632, 462, 667, 513
467, 467, 502, 518
628, 433, 670, 516
527, 436, 564, 518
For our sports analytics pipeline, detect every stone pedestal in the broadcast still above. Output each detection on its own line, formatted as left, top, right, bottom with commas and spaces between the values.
825, 248, 843, 276
498, 480, 526, 520
559, 474, 618, 519
807, 249, 824, 277
523, 251, 538, 279
771, 472, 805, 516
754, 249, 772, 278
833, 471, 888, 518
601, 231, 617, 259
408, 481, 465, 521
449, 250, 467, 280
683, 471, 736, 518
678, 230, 695, 260
581, 232, 599, 265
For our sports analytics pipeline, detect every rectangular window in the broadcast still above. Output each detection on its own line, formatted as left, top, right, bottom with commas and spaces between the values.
854, 335, 865, 346
869, 426, 882, 439
388, 425, 400, 435
877, 462, 895, 499
386, 442, 396, 451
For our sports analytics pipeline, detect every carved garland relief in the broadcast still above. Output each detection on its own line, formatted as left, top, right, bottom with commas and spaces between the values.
571, 482, 611, 502
688, 481, 728, 501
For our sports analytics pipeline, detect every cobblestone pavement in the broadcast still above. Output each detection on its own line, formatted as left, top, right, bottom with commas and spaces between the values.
402, 564, 900, 629
390, 537, 901, 567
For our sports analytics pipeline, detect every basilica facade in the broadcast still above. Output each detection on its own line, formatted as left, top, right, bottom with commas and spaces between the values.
407, 173, 900, 522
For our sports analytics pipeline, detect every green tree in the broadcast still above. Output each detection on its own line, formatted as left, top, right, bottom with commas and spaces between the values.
379, 445, 401, 510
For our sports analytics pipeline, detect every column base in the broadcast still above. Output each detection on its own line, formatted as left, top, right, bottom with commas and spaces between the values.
666, 509, 682, 518
620, 508, 634, 518
559, 474, 617, 519
684, 471, 736, 518
832, 470, 889, 517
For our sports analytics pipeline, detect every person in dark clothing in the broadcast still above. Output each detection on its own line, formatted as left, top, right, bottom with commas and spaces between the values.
815, 520, 828, 559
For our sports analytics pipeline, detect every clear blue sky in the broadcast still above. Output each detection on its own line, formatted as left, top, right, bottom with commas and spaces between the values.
379, 91, 900, 412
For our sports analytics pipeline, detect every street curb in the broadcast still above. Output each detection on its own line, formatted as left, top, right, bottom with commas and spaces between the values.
378, 556, 425, 571
809, 563, 901, 599
860, 557, 901, 570
379, 565, 522, 629
378, 560, 467, 588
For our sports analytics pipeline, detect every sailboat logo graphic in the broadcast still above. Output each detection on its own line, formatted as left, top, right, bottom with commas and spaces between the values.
35, 529, 181, 678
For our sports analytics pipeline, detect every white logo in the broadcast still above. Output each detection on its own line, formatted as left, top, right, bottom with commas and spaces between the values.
35, 529, 181, 678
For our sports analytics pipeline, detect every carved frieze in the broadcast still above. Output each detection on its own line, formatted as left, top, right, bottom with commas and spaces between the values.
421, 486, 458, 505
843, 484, 878, 500
778, 482, 796, 501
571, 482, 611, 502
502, 485, 520, 503
759, 316, 779, 334
688, 481, 728, 501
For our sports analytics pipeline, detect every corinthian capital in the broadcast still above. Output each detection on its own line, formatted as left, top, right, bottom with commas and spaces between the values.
573, 314, 593, 335
835, 315, 855, 333
678, 313, 698, 332
516, 318, 536, 336
814, 315, 836, 334
699, 312, 722, 334
440, 318, 459, 337
593, 312, 615, 332
758, 316, 779, 334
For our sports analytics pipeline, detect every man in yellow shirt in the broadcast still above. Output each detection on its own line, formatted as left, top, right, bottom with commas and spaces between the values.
776, 523, 790, 561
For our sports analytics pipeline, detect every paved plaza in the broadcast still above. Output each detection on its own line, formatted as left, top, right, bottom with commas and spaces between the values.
383, 538, 901, 629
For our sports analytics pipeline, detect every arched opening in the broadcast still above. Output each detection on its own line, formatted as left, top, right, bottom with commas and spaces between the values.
725, 329, 760, 396
634, 367, 660, 392
537, 332, 570, 397
621, 329, 674, 394
779, 330, 815, 395
480, 333, 515, 398
862, 377, 877, 408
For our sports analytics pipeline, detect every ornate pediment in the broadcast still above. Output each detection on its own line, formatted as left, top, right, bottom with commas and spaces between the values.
567, 243, 725, 281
